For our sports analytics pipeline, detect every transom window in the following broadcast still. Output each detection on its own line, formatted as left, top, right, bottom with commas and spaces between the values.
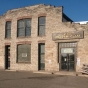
5, 21, 11, 38
17, 18, 31, 37
38, 17, 46, 36
17, 44, 31, 62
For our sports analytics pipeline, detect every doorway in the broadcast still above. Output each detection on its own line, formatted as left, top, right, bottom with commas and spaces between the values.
59, 42, 77, 71
38, 43, 45, 70
61, 53, 75, 71
5, 45, 10, 69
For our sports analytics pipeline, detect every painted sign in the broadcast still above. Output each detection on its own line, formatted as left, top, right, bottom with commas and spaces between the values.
52, 31, 84, 40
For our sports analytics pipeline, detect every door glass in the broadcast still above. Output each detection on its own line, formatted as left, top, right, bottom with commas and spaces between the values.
61, 48, 75, 71
61, 54, 68, 70
5, 46, 10, 69
39, 44, 45, 70
68, 54, 74, 70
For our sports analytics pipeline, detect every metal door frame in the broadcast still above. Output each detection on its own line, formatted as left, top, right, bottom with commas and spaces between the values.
60, 53, 75, 71
5, 45, 10, 69
59, 42, 77, 71
38, 43, 45, 70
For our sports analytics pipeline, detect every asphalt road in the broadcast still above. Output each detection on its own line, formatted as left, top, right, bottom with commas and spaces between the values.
0, 70, 88, 88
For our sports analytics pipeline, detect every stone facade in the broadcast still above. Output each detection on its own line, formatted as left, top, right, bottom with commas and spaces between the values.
0, 4, 88, 72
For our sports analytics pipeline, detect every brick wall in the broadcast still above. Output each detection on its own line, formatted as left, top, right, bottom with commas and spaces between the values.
0, 4, 88, 72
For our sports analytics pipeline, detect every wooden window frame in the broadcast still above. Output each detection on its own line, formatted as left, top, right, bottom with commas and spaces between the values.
38, 16, 46, 36
5, 21, 11, 38
17, 44, 31, 63
17, 18, 31, 37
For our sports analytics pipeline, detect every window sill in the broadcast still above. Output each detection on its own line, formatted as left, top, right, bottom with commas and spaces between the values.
38, 35, 46, 37
5, 37, 11, 40
17, 36, 31, 39
16, 62, 31, 64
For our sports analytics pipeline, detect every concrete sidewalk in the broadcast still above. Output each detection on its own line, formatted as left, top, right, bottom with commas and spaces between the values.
4, 69, 88, 77
33, 71, 88, 77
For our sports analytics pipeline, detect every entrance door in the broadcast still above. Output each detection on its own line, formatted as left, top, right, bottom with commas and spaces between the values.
60, 47, 75, 71
38, 43, 45, 70
59, 43, 77, 71
5, 45, 10, 69
61, 53, 75, 71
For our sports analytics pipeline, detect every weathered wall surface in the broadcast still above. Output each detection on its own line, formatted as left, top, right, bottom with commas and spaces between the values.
0, 4, 88, 72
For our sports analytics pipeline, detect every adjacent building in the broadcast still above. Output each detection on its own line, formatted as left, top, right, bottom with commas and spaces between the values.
0, 4, 88, 72
74, 21, 88, 24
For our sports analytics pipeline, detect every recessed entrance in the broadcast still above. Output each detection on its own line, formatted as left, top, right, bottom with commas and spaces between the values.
5, 45, 10, 69
59, 42, 77, 71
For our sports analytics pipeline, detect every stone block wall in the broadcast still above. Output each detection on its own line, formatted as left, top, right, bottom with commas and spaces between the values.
0, 4, 88, 72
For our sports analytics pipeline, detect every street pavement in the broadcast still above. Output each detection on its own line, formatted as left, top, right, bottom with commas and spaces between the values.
0, 70, 88, 88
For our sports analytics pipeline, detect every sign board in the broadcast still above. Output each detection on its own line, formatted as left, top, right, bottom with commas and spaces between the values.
52, 31, 84, 40
61, 48, 74, 53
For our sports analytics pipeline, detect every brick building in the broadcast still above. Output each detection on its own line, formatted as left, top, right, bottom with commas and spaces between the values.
0, 4, 88, 72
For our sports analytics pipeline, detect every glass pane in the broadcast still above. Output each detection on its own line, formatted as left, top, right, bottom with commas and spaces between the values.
40, 54, 45, 63
61, 54, 68, 70
69, 54, 74, 61
18, 28, 25, 36
39, 43, 45, 70
68, 54, 75, 70
6, 21, 11, 29
39, 25, 45, 36
40, 44, 45, 53
26, 19, 31, 27
40, 63, 45, 70
18, 20, 25, 28
26, 44, 31, 61
25, 27, 31, 36
17, 44, 31, 62
69, 63, 74, 70
18, 45, 23, 62
59, 42, 77, 48
39, 17, 45, 25
6, 29, 11, 37
61, 54, 67, 62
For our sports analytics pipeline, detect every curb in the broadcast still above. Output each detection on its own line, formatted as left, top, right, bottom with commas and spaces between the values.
33, 71, 88, 77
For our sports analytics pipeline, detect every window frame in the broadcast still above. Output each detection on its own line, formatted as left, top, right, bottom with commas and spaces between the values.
5, 21, 11, 38
17, 18, 31, 37
38, 16, 46, 36
17, 44, 31, 63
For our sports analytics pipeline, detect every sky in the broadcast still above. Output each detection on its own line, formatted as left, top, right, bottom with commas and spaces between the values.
0, 0, 88, 22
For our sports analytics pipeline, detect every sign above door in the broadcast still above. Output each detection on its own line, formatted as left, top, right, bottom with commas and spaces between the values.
52, 31, 84, 40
